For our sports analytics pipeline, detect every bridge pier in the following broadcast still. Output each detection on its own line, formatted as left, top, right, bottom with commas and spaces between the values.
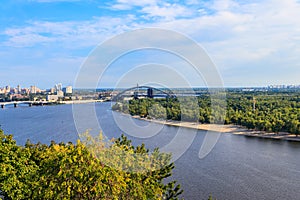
147, 88, 153, 98
134, 91, 139, 99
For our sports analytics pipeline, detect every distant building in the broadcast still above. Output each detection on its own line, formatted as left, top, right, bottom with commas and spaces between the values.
57, 90, 64, 97
50, 88, 55, 94
10, 88, 17, 94
0, 86, 11, 94
242, 89, 254, 92
63, 86, 72, 95
267, 84, 300, 90
17, 85, 21, 94
11, 94, 24, 100
30, 86, 38, 94
5, 85, 10, 93
72, 96, 82, 100
55, 83, 63, 92
21, 88, 30, 94
47, 95, 59, 102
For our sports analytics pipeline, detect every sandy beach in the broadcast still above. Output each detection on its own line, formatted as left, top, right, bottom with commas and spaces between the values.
131, 115, 300, 142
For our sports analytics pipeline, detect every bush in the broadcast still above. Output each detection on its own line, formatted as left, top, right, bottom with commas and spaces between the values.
0, 130, 183, 200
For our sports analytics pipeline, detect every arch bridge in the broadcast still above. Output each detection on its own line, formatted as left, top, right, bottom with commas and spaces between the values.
112, 85, 176, 101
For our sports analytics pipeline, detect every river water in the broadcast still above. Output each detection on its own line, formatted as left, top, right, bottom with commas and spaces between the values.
0, 102, 300, 200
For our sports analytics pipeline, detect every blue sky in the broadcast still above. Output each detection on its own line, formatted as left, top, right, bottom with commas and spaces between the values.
0, 0, 300, 89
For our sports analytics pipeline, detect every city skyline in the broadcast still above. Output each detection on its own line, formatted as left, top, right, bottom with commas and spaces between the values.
0, 83, 72, 93
2, 83, 300, 90
1, 0, 300, 88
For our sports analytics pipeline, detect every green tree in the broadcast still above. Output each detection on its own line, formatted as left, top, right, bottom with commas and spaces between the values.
0, 130, 38, 200
148, 103, 167, 119
0, 130, 183, 200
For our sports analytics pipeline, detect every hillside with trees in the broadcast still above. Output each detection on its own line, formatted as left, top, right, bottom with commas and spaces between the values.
0, 130, 183, 200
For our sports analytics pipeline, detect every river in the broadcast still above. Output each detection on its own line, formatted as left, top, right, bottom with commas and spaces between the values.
0, 102, 300, 200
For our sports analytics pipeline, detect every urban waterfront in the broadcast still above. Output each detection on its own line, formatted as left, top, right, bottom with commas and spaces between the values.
1, 102, 300, 199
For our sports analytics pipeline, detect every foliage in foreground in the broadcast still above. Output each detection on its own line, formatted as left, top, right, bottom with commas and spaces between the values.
0, 129, 183, 200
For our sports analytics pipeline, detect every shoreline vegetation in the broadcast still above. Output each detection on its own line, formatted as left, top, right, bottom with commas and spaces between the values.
129, 114, 300, 142
112, 91, 300, 142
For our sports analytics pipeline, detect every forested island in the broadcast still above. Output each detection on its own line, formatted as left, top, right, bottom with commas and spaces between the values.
112, 90, 300, 137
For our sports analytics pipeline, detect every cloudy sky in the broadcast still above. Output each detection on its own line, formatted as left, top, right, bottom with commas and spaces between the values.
0, 0, 300, 89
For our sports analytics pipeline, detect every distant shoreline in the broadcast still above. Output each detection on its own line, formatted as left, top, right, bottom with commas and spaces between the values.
0, 99, 105, 109
128, 115, 300, 142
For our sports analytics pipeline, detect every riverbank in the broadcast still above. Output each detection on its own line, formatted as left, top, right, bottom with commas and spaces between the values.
131, 115, 300, 142
0, 99, 105, 109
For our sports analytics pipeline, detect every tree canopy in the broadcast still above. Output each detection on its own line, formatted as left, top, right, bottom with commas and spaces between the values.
0, 129, 183, 200
112, 91, 300, 135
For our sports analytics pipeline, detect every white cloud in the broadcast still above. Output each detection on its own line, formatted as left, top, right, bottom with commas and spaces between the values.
141, 3, 193, 20
110, 0, 195, 20
150, 0, 300, 64
2, 16, 136, 48
112, 0, 157, 8
3, 0, 300, 60
110, 4, 132, 10
2, 0, 300, 86
210, 0, 240, 12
